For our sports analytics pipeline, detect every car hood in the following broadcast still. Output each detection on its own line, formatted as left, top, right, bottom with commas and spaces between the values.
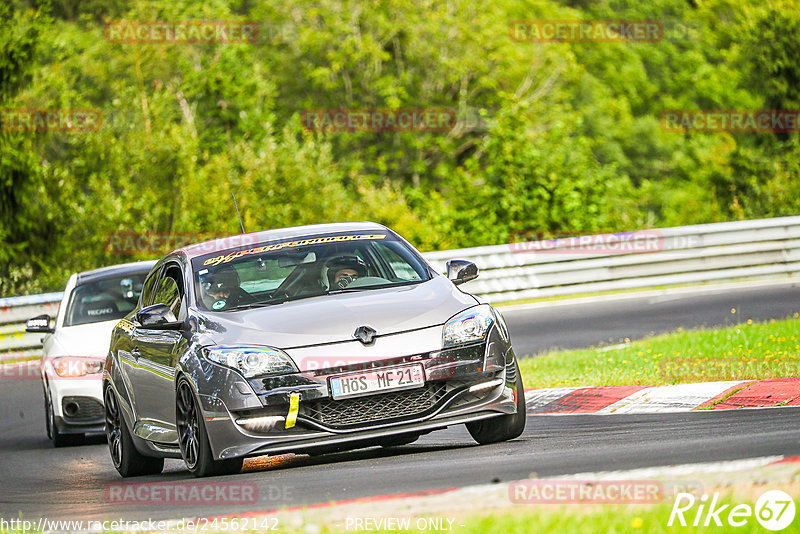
47, 321, 118, 358
193, 276, 477, 350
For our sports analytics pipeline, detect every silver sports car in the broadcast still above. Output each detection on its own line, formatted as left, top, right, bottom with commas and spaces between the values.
103, 222, 525, 477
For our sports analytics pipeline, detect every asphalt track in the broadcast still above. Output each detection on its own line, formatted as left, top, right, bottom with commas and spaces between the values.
2, 281, 800, 522
503, 280, 800, 355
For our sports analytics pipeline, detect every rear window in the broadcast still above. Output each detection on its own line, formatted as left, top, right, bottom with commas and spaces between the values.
64, 273, 148, 326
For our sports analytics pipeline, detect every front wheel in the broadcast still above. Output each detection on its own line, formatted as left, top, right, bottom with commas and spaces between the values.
466, 361, 526, 444
176, 378, 243, 477
104, 384, 164, 477
45, 392, 81, 447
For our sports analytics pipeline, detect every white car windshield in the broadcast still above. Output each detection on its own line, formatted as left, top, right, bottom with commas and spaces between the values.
64, 274, 147, 326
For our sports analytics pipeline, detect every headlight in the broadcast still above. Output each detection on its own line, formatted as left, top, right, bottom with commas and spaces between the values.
204, 346, 298, 378
52, 357, 104, 377
442, 304, 494, 348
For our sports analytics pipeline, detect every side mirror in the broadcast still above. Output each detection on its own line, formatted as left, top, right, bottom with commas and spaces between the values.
136, 304, 182, 330
446, 259, 479, 286
26, 314, 55, 333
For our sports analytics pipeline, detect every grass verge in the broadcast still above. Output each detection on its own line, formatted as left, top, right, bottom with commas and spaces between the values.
421, 502, 768, 534
517, 315, 800, 388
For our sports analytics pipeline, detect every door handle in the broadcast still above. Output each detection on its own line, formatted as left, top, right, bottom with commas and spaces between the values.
131, 347, 140, 359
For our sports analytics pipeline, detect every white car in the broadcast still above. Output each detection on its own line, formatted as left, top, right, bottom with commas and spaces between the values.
26, 261, 156, 446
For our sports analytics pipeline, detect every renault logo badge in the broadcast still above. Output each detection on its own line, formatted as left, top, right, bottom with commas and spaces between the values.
353, 325, 377, 345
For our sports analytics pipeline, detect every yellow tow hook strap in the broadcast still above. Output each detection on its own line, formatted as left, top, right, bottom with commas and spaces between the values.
286, 392, 300, 429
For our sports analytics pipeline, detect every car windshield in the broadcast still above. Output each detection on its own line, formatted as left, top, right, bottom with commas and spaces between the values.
64, 273, 148, 326
191, 232, 430, 311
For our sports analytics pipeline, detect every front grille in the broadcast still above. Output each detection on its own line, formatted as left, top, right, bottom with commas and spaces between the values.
61, 396, 104, 423
301, 383, 447, 428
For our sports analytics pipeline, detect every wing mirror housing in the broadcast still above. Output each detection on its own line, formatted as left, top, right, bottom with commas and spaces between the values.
136, 304, 183, 330
26, 314, 55, 333
446, 259, 479, 286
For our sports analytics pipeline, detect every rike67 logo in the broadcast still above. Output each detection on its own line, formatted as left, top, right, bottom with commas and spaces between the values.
669, 490, 795, 531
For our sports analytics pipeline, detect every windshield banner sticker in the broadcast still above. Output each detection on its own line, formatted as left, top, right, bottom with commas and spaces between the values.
202, 234, 387, 266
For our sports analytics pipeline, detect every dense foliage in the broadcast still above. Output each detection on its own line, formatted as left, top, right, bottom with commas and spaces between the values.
1, 0, 799, 294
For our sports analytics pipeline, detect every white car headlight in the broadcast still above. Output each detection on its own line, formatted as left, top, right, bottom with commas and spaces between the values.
442, 305, 494, 348
205, 346, 298, 378
52, 357, 104, 377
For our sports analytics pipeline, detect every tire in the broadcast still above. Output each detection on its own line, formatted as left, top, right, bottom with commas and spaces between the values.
176, 377, 243, 477
466, 361, 526, 445
45, 392, 82, 448
104, 384, 164, 477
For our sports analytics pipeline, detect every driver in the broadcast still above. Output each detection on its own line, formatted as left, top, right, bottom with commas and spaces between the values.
203, 266, 254, 310
324, 255, 368, 290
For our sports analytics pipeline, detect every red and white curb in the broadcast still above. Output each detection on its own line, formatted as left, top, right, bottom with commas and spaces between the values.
525, 378, 800, 414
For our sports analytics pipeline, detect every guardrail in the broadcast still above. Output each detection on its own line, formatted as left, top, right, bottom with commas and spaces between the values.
3, 216, 800, 361
426, 216, 800, 302
0, 293, 62, 362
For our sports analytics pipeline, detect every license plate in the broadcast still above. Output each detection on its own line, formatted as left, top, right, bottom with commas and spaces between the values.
329, 364, 425, 400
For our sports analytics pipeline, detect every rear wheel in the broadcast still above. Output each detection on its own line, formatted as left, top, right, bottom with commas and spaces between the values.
104, 384, 164, 477
176, 378, 243, 477
466, 361, 526, 445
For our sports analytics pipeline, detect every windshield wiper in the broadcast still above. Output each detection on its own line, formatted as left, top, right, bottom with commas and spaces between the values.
327, 282, 400, 295
225, 297, 290, 310
225, 291, 334, 310
326, 287, 364, 294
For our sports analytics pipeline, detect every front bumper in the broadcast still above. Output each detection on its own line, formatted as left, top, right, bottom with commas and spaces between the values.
197, 339, 519, 460
48, 377, 104, 434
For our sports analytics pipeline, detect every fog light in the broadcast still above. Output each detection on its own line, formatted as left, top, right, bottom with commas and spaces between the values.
468, 379, 504, 393
234, 415, 285, 433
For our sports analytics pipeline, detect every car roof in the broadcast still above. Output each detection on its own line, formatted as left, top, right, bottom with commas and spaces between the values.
75, 260, 158, 286
177, 221, 390, 260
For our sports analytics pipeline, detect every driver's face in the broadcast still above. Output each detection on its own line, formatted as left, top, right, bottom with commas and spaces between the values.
333, 268, 359, 284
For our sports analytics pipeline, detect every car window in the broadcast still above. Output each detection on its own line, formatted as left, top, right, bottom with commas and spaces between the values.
65, 273, 148, 326
139, 267, 161, 309
153, 264, 184, 318
371, 241, 423, 282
